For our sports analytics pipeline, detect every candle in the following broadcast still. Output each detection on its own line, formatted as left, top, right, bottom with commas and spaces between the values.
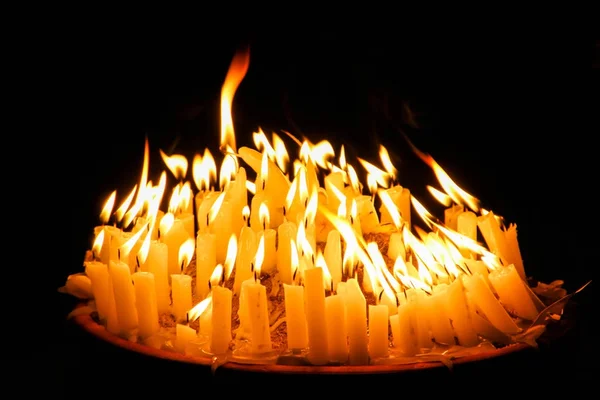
344, 278, 369, 365
257, 203, 277, 274
196, 190, 221, 233
488, 264, 539, 321
159, 213, 190, 277
325, 294, 348, 363
427, 284, 457, 346
444, 204, 463, 231
144, 240, 170, 313
276, 220, 297, 285
175, 323, 197, 354
283, 283, 309, 350
462, 273, 521, 335
368, 304, 389, 359
108, 259, 138, 335
477, 211, 510, 265
84, 260, 119, 334
94, 225, 122, 265
195, 231, 217, 300
443, 277, 480, 347
245, 279, 272, 354
210, 285, 232, 355
233, 226, 257, 295
390, 300, 419, 356
208, 193, 234, 265
303, 266, 329, 365
171, 274, 192, 323
504, 223, 526, 279
379, 185, 411, 229
132, 271, 159, 340
323, 229, 342, 291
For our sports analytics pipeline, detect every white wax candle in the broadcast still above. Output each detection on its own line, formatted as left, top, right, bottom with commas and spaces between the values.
132, 271, 159, 340
175, 323, 197, 354
386, 232, 406, 262
325, 294, 348, 363
161, 217, 190, 277
283, 283, 308, 350
196, 232, 217, 300
368, 304, 389, 359
477, 211, 510, 264
425, 286, 456, 346
196, 190, 221, 233
178, 212, 195, 239
94, 225, 122, 265
84, 261, 119, 334
303, 267, 329, 365
391, 301, 418, 356
444, 278, 480, 347
355, 195, 379, 234
108, 260, 138, 335
145, 240, 170, 313
345, 278, 369, 365
171, 274, 193, 323
210, 198, 235, 265
276, 221, 297, 285
210, 286, 232, 355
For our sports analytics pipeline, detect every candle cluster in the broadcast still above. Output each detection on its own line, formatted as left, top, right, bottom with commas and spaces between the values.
63, 48, 565, 367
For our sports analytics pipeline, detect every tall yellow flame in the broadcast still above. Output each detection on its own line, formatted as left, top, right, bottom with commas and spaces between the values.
220, 47, 250, 153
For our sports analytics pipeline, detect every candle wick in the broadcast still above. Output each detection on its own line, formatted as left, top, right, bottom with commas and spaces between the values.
208, 280, 212, 290
136, 256, 140, 272
261, 179, 266, 191
206, 214, 210, 227
181, 261, 185, 274
250, 262, 254, 273
254, 270, 258, 282
282, 206, 287, 217
117, 248, 121, 261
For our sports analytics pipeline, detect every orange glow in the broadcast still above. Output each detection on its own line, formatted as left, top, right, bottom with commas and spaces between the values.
178, 238, 195, 272
159, 149, 188, 181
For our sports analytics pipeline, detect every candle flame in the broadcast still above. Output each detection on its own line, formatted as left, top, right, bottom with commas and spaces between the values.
137, 230, 151, 266
92, 229, 104, 258
253, 234, 265, 278
378, 145, 397, 182
220, 46, 250, 153
259, 202, 270, 230
159, 149, 188, 180
192, 148, 217, 192
187, 294, 213, 323
224, 234, 237, 280
211, 264, 224, 288
178, 238, 195, 272
99, 191, 117, 225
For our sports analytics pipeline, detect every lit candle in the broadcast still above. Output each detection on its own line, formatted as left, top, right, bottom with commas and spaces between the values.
159, 213, 190, 277
304, 266, 329, 365
233, 226, 257, 295
345, 278, 369, 365
368, 304, 389, 359
325, 294, 348, 363
462, 273, 521, 335
477, 211, 510, 265
132, 271, 159, 340
108, 259, 138, 335
84, 260, 119, 334
390, 300, 418, 356
504, 223, 526, 279
427, 284, 457, 346
170, 238, 195, 323
208, 191, 234, 265
444, 277, 480, 347
379, 185, 411, 230
245, 280, 272, 354
276, 220, 297, 285
257, 203, 277, 274
195, 231, 217, 300
196, 190, 221, 233
93, 225, 122, 265
354, 195, 379, 234
488, 264, 539, 321
175, 323, 197, 354
145, 240, 170, 313
323, 229, 342, 291
210, 285, 232, 355
283, 283, 309, 350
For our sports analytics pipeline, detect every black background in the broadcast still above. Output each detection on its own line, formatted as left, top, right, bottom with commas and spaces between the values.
21, 28, 594, 395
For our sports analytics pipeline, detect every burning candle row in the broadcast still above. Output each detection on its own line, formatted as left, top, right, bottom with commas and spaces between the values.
69, 47, 544, 366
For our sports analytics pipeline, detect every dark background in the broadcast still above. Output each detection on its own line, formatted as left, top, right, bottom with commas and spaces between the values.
22, 29, 594, 395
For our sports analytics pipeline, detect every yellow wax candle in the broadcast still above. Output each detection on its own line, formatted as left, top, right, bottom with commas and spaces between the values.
175, 323, 197, 354
355, 195, 379, 234
462, 273, 521, 335
245, 280, 272, 354
199, 303, 212, 338
210, 198, 234, 265
477, 211, 510, 264
283, 283, 309, 350
324, 294, 347, 363
233, 226, 257, 295
391, 301, 418, 356
379, 185, 411, 229
345, 278, 369, 365
210, 286, 232, 354
387, 232, 406, 261
304, 267, 329, 365
250, 193, 284, 232
108, 260, 138, 335
238, 146, 290, 209
323, 229, 342, 291
426, 285, 457, 346
145, 240, 170, 313
178, 213, 195, 240
276, 221, 297, 285
488, 264, 539, 321
84, 261, 119, 334
409, 289, 433, 350
464, 259, 494, 291
466, 292, 511, 344
368, 304, 389, 359
94, 225, 122, 265
132, 271, 159, 340
444, 204, 463, 231
324, 170, 345, 213
457, 210, 478, 241
504, 223, 526, 279
196, 190, 221, 233
160, 216, 190, 277
196, 232, 217, 300
444, 278, 480, 347
171, 274, 192, 323
258, 229, 277, 275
